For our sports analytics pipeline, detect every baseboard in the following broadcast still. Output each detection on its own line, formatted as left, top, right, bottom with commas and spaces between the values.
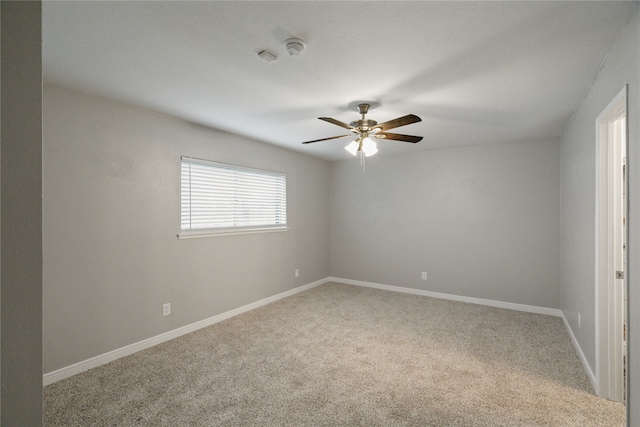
329, 277, 564, 317
561, 312, 597, 391
43, 278, 329, 386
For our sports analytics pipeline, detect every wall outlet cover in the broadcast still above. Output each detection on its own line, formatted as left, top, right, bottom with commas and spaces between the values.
578, 313, 581, 328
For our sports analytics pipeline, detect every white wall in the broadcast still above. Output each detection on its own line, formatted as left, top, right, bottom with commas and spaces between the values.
559, 4, 639, 423
330, 138, 561, 309
43, 85, 331, 373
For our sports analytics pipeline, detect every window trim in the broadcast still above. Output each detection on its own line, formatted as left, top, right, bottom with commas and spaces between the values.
178, 226, 288, 240
178, 156, 288, 239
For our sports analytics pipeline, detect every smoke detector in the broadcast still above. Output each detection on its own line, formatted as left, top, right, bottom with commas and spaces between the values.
283, 38, 306, 56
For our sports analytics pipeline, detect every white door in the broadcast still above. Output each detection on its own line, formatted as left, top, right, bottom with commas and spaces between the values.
595, 86, 627, 403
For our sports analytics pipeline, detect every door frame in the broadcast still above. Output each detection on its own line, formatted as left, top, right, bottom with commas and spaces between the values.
595, 85, 628, 402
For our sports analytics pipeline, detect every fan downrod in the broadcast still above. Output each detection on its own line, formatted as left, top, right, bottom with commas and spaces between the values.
350, 104, 378, 131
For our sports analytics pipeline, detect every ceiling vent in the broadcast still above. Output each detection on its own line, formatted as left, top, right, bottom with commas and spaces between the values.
257, 50, 278, 63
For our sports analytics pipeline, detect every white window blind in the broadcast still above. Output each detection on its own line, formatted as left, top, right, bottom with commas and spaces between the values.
180, 157, 287, 236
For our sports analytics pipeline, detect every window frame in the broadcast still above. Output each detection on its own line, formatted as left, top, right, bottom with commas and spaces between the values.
178, 156, 288, 239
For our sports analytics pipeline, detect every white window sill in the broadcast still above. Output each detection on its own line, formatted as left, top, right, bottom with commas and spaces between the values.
178, 226, 289, 239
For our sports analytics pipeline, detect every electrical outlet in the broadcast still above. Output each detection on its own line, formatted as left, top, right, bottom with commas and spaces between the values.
163, 303, 171, 317
578, 313, 581, 328
421, 272, 427, 280
295, 269, 299, 278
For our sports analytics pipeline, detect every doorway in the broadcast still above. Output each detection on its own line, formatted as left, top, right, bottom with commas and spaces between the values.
595, 86, 628, 403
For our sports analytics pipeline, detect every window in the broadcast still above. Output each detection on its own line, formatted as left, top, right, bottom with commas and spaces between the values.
180, 157, 287, 238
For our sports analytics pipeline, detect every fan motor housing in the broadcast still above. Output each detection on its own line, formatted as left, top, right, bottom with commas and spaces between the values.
350, 119, 378, 132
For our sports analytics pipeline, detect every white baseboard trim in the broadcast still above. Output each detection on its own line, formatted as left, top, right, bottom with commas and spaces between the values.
43, 278, 329, 386
560, 312, 597, 391
329, 277, 563, 317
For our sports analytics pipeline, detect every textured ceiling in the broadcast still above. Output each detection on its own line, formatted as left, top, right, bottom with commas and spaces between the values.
43, 1, 635, 161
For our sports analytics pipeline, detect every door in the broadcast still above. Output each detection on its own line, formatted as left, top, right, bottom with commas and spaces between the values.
595, 86, 627, 403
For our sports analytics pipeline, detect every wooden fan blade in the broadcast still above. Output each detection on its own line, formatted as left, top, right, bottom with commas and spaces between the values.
301, 134, 352, 144
319, 117, 354, 130
375, 132, 423, 143
375, 114, 421, 131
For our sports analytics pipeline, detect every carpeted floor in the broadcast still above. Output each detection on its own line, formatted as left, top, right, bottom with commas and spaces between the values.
43, 282, 625, 426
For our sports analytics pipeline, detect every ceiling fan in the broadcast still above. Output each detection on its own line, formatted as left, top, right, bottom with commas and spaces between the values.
301, 103, 423, 157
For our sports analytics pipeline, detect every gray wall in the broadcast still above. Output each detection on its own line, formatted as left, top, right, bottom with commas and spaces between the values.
1, 2, 43, 424
559, 4, 639, 424
43, 85, 330, 373
40, 5, 640, 422
329, 138, 561, 309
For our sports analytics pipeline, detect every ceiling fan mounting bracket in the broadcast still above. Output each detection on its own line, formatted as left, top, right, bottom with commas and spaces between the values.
347, 101, 380, 114
356, 103, 370, 116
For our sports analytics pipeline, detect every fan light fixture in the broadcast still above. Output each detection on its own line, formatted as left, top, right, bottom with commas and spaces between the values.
345, 137, 378, 157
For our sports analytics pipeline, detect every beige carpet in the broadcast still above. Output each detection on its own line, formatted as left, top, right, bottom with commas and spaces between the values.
44, 282, 625, 426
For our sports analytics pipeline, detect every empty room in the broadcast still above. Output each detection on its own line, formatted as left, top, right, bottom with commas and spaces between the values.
1, 1, 639, 425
